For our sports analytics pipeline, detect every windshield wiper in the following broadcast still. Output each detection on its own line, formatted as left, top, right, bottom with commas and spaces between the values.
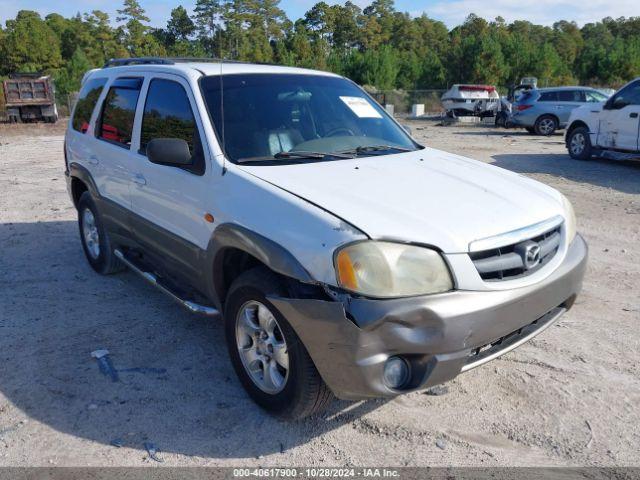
237, 150, 354, 163
341, 145, 414, 156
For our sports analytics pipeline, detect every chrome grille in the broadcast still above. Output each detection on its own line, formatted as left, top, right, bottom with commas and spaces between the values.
469, 225, 561, 281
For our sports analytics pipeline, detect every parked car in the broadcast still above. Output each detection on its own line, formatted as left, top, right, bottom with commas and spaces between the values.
566, 78, 640, 160
441, 84, 500, 117
511, 86, 610, 135
65, 58, 587, 419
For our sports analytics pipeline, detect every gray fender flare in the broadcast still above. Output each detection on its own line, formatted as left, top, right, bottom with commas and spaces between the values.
204, 223, 315, 308
68, 162, 100, 204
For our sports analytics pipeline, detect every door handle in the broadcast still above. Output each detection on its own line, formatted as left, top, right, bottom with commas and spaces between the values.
630, 112, 638, 118
88, 155, 99, 165
132, 174, 147, 186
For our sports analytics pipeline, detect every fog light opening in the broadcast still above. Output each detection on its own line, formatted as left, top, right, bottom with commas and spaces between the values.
383, 356, 410, 389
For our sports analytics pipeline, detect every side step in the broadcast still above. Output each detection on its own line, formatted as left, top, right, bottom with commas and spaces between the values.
599, 150, 640, 162
114, 249, 219, 317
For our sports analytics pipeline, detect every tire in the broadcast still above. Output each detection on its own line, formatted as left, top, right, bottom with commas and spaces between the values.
495, 112, 506, 128
534, 115, 558, 136
525, 126, 536, 134
77, 191, 125, 275
224, 267, 333, 420
567, 126, 592, 160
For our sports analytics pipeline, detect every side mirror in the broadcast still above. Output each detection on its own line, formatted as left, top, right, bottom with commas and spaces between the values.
147, 138, 192, 167
402, 124, 412, 136
605, 96, 626, 110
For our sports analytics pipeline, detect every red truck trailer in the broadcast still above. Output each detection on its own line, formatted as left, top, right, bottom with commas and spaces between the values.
2, 73, 58, 123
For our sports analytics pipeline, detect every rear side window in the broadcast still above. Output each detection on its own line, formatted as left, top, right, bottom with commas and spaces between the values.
558, 90, 582, 102
538, 92, 558, 102
72, 78, 107, 133
140, 79, 204, 174
97, 77, 142, 148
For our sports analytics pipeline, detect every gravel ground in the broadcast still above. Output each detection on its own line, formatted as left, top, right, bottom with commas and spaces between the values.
0, 119, 638, 467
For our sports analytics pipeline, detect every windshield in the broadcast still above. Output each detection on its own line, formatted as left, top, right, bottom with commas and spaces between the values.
200, 73, 418, 163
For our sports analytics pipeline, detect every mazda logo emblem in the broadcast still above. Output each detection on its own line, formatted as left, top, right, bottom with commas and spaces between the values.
523, 243, 541, 269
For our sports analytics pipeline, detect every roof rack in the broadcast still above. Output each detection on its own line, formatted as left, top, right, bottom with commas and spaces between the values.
103, 57, 278, 69
103, 57, 176, 68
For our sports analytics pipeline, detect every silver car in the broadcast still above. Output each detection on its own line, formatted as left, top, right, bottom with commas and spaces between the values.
511, 87, 609, 135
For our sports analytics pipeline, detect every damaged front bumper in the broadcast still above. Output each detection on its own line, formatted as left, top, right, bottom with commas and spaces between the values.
270, 234, 588, 400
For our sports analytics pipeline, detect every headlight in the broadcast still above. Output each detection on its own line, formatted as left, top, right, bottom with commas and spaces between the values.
560, 194, 577, 242
334, 241, 453, 297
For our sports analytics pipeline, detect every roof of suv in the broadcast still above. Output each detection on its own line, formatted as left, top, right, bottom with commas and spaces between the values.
535, 86, 597, 92
99, 58, 340, 78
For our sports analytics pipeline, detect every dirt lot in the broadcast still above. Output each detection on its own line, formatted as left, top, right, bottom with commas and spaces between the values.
0, 119, 638, 468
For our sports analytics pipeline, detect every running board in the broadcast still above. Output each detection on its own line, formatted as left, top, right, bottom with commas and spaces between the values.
599, 150, 640, 162
114, 249, 219, 317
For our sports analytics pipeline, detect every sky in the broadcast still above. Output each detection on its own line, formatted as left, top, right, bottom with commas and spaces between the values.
1, 0, 639, 30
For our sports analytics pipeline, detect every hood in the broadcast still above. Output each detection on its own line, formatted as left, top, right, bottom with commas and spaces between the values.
576, 102, 605, 114
238, 148, 565, 253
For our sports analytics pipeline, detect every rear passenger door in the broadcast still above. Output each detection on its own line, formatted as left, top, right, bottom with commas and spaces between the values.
129, 74, 213, 283
92, 77, 143, 220
556, 90, 583, 124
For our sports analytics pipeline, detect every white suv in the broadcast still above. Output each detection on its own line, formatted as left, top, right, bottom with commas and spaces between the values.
566, 78, 640, 160
65, 58, 588, 419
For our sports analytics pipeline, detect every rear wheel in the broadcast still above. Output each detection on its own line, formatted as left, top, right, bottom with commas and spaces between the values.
224, 267, 333, 419
534, 115, 558, 136
567, 126, 593, 160
77, 192, 124, 275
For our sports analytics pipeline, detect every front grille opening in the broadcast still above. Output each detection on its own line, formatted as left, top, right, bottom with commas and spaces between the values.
470, 226, 561, 281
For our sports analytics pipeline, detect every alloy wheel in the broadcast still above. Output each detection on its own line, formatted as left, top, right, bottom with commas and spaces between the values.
570, 132, 586, 156
235, 300, 289, 394
539, 118, 556, 135
82, 208, 100, 259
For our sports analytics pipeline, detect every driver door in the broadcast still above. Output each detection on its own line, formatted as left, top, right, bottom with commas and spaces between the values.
596, 80, 640, 151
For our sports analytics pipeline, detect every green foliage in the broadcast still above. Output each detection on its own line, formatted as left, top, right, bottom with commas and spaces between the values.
55, 47, 92, 95
0, 1, 638, 98
1, 10, 62, 73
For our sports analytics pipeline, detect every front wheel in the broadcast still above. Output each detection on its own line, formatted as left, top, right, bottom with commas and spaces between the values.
567, 127, 593, 160
224, 268, 333, 419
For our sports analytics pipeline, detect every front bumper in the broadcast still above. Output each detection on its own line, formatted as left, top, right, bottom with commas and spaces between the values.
270, 234, 588, 400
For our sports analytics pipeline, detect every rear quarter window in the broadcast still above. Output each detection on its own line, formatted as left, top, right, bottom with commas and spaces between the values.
97, 78, 143, 148
71, 78, 107, 133
538, 92, 558, 102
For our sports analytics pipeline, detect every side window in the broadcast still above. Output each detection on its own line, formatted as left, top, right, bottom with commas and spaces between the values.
140, 78, 203, 174
558, 90, 581, 102
611, 81, 640, 108
97, 77, 142, 148
72, 78, 107, 133
538, 92, 558, 102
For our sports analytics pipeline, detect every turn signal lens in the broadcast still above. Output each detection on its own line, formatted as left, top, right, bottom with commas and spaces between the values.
336, 250, 358, 290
